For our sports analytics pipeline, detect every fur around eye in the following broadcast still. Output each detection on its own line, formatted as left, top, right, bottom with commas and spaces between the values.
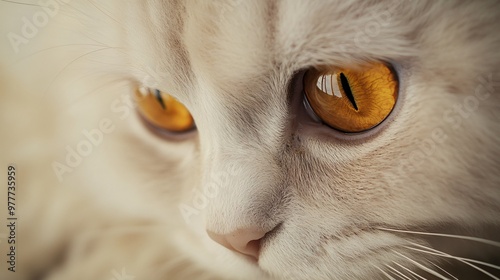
303, 62, 398, 133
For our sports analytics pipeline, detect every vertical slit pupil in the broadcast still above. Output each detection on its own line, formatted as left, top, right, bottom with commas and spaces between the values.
154, 89, 167, 109
339, 73, 358, 111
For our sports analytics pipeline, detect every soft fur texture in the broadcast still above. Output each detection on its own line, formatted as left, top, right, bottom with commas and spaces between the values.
1, 0, 499, 279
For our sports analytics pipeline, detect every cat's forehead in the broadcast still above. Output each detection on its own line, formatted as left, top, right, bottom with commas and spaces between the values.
130, 0, 482, 102
181, 1, 417, 93
131, 1, 416, 96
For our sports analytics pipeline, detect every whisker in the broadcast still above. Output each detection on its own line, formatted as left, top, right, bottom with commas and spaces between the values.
11, 44, 114, 66
64, 75, 131, 107
404, 272, 422, 280
406, 242, 500, 271
392, 251, 450, 280
374, 265, 397, 280
87, 0, 124, 26
378, 228, 500, 248
428, 260, 458, 280
386, 264, 413, 280
44, 47, 115, 95
404, 243, 500, 280
393, 261, 427, 280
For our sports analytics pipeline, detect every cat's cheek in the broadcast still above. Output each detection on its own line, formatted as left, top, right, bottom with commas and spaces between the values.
442, 109, 462, 130
110, 97, 132, 120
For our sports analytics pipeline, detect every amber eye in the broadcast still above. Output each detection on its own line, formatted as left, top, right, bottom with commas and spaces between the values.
303, 62, 398, 133
135, 88, 195, 133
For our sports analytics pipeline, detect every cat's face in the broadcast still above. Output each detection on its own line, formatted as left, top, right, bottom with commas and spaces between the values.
2, 0, 500, 279
116, 1, 500, 278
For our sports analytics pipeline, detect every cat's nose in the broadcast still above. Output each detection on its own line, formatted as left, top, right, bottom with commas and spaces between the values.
207, 228, 267, 260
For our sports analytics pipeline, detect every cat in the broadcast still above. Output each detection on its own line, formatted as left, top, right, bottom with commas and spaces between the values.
0, 0, 500, 279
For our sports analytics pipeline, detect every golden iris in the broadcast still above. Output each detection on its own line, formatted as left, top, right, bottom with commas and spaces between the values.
135, 88, 194, 132
303, 62, 398, 133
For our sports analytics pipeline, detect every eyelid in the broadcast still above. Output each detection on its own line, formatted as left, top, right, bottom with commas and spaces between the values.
136, 111, 197, 141
303, 96, 322, 123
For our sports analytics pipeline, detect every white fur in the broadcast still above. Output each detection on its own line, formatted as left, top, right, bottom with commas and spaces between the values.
1, 0, 499, 279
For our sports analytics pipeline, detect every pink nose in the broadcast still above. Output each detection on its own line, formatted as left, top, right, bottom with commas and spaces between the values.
207, 228, 268, 260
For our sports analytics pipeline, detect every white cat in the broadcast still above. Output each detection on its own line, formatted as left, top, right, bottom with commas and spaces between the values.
0, 1, 499, 279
